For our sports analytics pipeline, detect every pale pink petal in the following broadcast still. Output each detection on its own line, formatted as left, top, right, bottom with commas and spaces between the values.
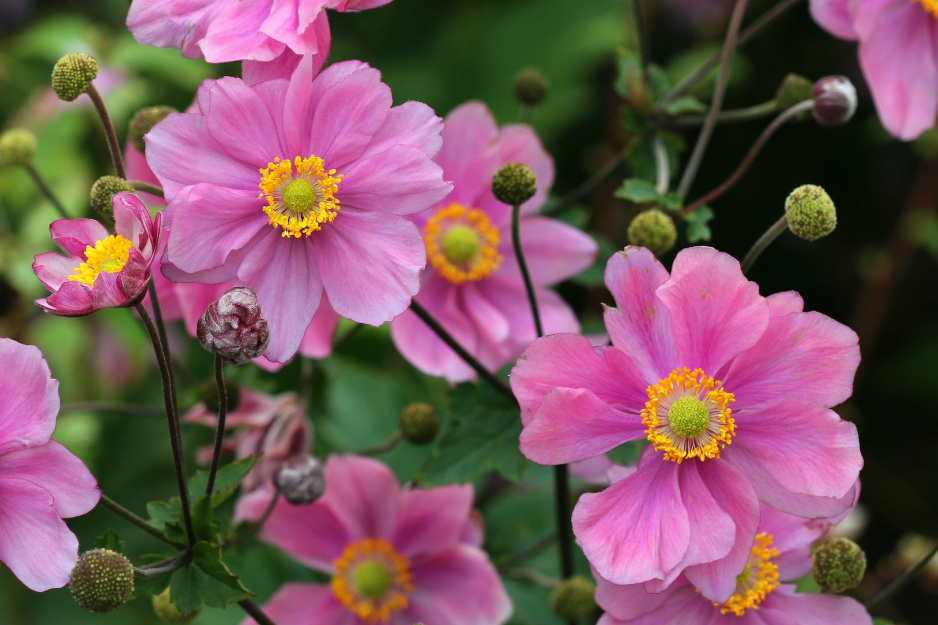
0, 340, 57, 455
602, 583, 714, 625
199, 1, 282, 63
321, 455, 399, 541
436, 102, 500, 207
254, 495, 350, 572
392, 485, 474, 558
759, 505, 827, 581
569, 455, 614, 486
37, 281, 95, 316
339, 144, 450, 216
206, 77, 285, 164
594, 571, 677, 621
497, 217, 596, 285
49, 218, 108, 257
0, 441, 99, 517
241, 583, 355, 625
761, 586, 872, 625
810, 0, 858, 40
126, 0, 220, 59
360, 101, 444, 161
32, 252, 80, 292
461, 281, 510, 346
296, 296, 340, 359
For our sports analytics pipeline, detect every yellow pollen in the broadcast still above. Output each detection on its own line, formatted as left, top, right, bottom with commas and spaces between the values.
424, 203, 503, 284
915, 0, 938, 18
68, 234, 133, 286
716, 532, 781, 616
641, 367, 736, 463
258, 155, 343, 238
331, 538, 414, 624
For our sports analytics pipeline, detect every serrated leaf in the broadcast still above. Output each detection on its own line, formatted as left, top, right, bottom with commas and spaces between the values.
169, 542, 251, 613
626, 133, 685, 184
190, 495, 219, 544
187, 456, 259, 508
146, 499, 187, 544
94, 529, 125, 553
615, 178, 661, 204
685, 206, 714, 243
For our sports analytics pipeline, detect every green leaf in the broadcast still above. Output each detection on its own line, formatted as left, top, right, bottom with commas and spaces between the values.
93, 529, 125, 553
615, 178, 661, 204
685, 206, 714, 243
662, 95, 707, 116
190, 495, 219, 544
147, 499, 187, 544
625, 132, 685, 184
662, 192, 683, 212
187, 456, 259, 508
169, 542, 251, 613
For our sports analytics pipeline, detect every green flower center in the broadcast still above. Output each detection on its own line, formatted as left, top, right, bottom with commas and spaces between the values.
442, 224, 481, 263
667, 396, 710, 438
283, 178, 318, 214
352, 561, 393, 600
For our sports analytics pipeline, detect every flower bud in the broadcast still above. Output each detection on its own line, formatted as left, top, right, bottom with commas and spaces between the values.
199, 375, 242, 413
492, 162, 537, 206
549, 576, 597, 621
513, 67, 549, 107
775, 73, 813, 111
69, 549, 134, 613
51, 52, 99, 102
152, 587, 200, 623
275, 454, 326, 505
785, 184, 837, 241
812, 537, 867, 593
89, 176, 134, 223
197, 287, 270, 364
0, 128, 37, 167
399, 402, 439, 445
812, 76, 857, 127
627, 209, 677, 257
129, 105, 178, 154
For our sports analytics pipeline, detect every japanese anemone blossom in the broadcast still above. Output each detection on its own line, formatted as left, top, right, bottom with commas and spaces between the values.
811, 0, 938, 140
390, 102, 597, 383
0, 339, 100, 591
239, 455, 512, 625
593, 504, 873, 625
146, 56, 451, 362
32, 192, 161, 316
511, 246, 862, 600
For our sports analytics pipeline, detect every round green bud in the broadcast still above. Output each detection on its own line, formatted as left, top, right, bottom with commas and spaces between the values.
627, 209, 677, 257
549, 576, 597, 621
491, 162, 537, 206
200, 376, 242, 414
785, 184, 837, 241
51, 52, 99, 102
513, 67, 549, 107
812, 538, 867, 593
128, 106, 178, 154
775, 73, 814, 111
399, 402, 439, 445
153, 587, 200, 623
69, 549, 134, 613
90, 176, 134, 221
0, 128, 38, 167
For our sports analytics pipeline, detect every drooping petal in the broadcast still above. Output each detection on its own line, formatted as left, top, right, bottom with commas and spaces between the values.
0, 340, 58, 455
392, 485, 474, 558
0, 441, 99, 517
37, 281, 95, 317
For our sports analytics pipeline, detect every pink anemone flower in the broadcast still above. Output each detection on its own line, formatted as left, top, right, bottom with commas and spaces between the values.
511, 246, 863, 600
390, 102, 597, 383
0, 339, 100, 591
593, 504, 872, 625
32, 192, 161, 316
239, 454, 512, 625
146, 56, 451, 363
811, 0, 938, 140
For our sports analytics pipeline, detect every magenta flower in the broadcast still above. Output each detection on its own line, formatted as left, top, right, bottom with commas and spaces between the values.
390, 102, 597, 382
811, 0, 938, 140
593, 505, 872, 625
511, 246, 862, 598
32, 192, 161, 316
147, 57, 450, 362
0, 339, 100, 591
239, 455, 511, 625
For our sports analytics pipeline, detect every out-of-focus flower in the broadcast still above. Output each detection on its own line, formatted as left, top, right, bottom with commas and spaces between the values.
512, 246, 862, 599
238, 455, 512, 625
390, 102, 596, 383
32, 192, 161, 316
0, 339, 100, 591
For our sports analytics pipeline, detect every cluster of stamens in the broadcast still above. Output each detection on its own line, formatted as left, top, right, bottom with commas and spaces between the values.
915, 0, 938, 18
424, 203, 503, 284
330, 538, 414, 623
258, 155, 342, 238
68, 234, 133, 285
716, 532, 781, 616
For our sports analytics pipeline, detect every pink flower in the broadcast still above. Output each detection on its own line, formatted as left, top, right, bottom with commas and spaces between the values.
390, 102, 597, 383
593, 504, 872, 625
147, 56, 450, 363
0, 339, 100, 591
811, 0, 938, 140
239, 455, 512, 625
511, 246, 863, 599
32, 192, 161, 316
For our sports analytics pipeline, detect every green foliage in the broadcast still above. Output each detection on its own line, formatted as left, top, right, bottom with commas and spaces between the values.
624, 133, 685, 186
685, 206, 714, 243
93, 529, 125, 553
168, 543, 251, 613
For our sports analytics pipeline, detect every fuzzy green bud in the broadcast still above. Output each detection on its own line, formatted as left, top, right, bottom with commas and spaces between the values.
200, 376, 242, 414
89, 176, 134, 221
400, 402, 439, 445
51, 52, 98, 102
549, 576, 597, 621
513, 67, 549, 107
0, 128, 38, 167
492, 162, 537, 206
775, 74, 814, 111
785, 184, 837, 241
153, 587, 200, 623
812, 538, 866, 593
627, 209, 677, 257
129, 106, 178, 154
69, 549, 134, 613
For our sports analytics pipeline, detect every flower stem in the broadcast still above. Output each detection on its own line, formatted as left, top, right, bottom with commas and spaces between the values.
671, 99, 778, 126
86, 84, 126, 179
356, 431, 403, 456
633, 0, 650, 72
99, 493, 182, 548
866, 537, 938, 610
554, 464, 574, 579
239, 598, 278, 625
23, 162, 69, 219
134, 551, 191, 578
205, 354, 228, 496
740, 214, 788, 274
511, 204, 543, 338
128, 180, 164, 198
652, 131, 670, 194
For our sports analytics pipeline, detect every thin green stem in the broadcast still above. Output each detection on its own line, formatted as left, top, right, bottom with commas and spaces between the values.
511, 204, 543, 338
86, 84, 126, 179
205, 354, 228, 496
671, 100, 778, 126
553, 464, 574, 579
133, 551, 191, 578
129, 180, 164, 198
356, 431, 403, 456
238, 598, 278, 625
740, 214, 788, 274
633, 0, 649, 72
23, 162, 69, 219
99, 493, 182, 548
866, 538, 938, 610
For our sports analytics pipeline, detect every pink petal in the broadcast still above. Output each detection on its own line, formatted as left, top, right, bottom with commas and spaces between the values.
461, 281, 510, 346
242, 583, 355, 625
49, 218, 107, 257
38, 281, 95, 316
759, 505, 827, 581
601, 583, 714, 625
340, 144, 451, 216
0, 340, 58, 455
296, 296, 340, 359
321, 455, 400, 541
0, 441, 99, 518
126, 0, 220, 59
392, 485, 474, 558
32, 251, 80, 294
760, 585, 872, 625
199, 1, 281, 63
435, 102, 500, 207
594, 571, 677, 621
206, 77, 285, 165
360, 101, 444, 161
254, 495, 350, 572
810, 0, 858, 40
495, 123, 554, 215
498, 216, 597, 285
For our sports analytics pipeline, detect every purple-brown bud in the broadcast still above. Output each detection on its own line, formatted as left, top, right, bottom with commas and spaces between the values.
197, 287, 270, 364
812, 76, 857, 127
275, 454, 326, 505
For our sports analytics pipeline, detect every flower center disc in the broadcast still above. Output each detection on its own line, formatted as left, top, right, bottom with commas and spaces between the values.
424, 203, 503, 284
68, 234, 133, 286
641, 367, 736, 463
716, 532, 781, 616
331, 538, 414, 623
915, 0, 938, 18
258, 155, 343, 238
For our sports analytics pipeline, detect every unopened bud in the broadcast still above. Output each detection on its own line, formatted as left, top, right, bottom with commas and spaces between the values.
199, 376, 241, 413
785, 184, 837, 241
813, 76, 856, 127
275, 454, 326, 505
400, 402, 439, 445
492, 162, 537, 206
513, 67, 549, 107
627, 209, 677, 257
0, 128, 37, 167
89, 176, 134, 222
152, 587, 200, 623
129, 106, 178, 154
69, 549, 134, 613
51, 52, 98, 102
549, 576, 597, 621
812, 537, 866, 593
775, 73, 813, 111
197, 287, 270, 365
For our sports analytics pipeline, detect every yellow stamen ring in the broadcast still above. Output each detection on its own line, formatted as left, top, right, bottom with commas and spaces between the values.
915, 0, 938, 18
716, 532, 781, 616
258, 155, 343, 238
330, 538, 414, 623
68, 234, 133, 286
641, 367, 735, 463
424, 203, 503, 284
